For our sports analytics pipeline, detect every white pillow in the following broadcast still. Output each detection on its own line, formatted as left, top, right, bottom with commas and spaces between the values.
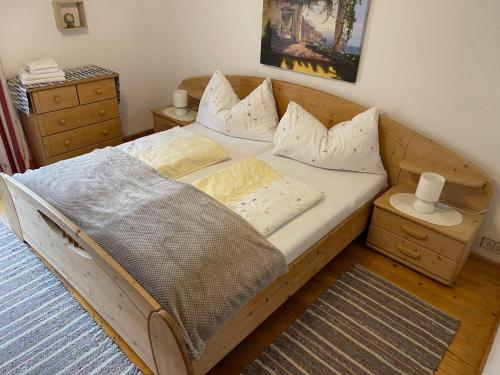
273, 102, 386, 175
196, 71, 279, 142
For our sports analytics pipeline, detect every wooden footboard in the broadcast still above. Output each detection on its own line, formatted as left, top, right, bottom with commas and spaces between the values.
0, 173, 374, 375
0, 174, 177, 374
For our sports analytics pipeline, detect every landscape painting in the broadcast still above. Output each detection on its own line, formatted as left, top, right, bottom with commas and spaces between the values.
261, 0, 371, 83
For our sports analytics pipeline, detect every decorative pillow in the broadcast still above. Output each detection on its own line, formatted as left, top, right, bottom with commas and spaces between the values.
196, 71, 279, 142
273, 102, 386, 175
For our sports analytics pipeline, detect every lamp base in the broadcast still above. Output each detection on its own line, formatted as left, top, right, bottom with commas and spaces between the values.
175, 107, 188, 117
413, 198, 435, 214
162, 107, 197, 122
390, 193, 463, 226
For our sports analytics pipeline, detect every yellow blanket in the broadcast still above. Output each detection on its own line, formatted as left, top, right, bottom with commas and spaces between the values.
193, 157, 282, 206
120, 127, 229, 179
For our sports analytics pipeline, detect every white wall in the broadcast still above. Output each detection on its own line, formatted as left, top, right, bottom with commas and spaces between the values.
0, 0, 173, 136
165, 0, 500, 261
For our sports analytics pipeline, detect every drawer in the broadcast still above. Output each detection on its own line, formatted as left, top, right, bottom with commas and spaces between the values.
43, 119, 122, 156
153, 115, 178, 132
38, 99, 119, 136
372, 208, 464, 261
32, 85, 79, 114
368, 225, 457, 281
77, 78, 117, 105
47, 137, 123, 164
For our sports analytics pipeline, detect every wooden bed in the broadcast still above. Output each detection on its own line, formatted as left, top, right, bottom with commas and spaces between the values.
0, 76, 492, 375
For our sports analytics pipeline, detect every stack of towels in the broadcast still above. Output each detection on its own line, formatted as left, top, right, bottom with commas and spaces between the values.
18, 58, 66, 85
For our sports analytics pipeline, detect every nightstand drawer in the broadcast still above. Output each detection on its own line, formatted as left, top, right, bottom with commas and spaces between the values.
153, 115, 178, 132
372, 208, 464, 261
38, 99, 119, 136
32, 85, 79, 114
368, 226, 457, 281
43, 119, 122, 156
77, 78, 117, 105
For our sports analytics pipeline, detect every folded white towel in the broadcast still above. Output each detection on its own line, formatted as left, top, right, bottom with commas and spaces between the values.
20, 76, 67, 86
18, 68, 66, 86
25, 57, 59, 72
25, 67, 61, 75
18, 68, 65, 82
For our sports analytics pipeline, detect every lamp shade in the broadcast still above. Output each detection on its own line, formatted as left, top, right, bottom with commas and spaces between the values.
173, 89, 188, 108
415, 172, 446, 202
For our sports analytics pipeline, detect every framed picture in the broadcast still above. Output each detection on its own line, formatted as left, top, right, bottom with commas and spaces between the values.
52, 0, 88, 31
261, 0, 371, 83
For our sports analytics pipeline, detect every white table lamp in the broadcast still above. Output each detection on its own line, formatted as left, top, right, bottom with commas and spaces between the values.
173, 89, 188, 117
413, 172, 446, 214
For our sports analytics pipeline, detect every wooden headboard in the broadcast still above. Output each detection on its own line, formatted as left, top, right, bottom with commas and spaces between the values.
179, 75, 492, 211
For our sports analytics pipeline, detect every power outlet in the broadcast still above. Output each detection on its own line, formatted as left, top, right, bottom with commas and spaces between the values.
481, 237, 496, 251
494, 242, 500, 254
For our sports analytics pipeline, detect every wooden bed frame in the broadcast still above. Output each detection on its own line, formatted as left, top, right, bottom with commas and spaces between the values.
0, 75, 492, 375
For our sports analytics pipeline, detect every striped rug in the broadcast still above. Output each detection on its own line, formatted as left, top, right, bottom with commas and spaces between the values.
244, 264, 460, 375
0, 223, 141, 375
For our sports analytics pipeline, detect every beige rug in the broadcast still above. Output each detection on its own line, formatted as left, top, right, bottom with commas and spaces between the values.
243, 264, 460, 375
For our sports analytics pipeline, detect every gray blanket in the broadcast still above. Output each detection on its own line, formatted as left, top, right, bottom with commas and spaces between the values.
14, 148, 287, 359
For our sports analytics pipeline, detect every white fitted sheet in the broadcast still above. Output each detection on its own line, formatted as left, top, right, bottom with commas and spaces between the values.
256, 151, 387, 264
181, 146, 387, 264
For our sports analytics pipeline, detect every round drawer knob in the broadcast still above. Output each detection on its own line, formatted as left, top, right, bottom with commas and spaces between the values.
64, 140, 71, 146
53, 95, 62, 104
59, 119, 67, 125
95, 88, 103, 95
98, 109, 106, 116
102, 129, 109, 135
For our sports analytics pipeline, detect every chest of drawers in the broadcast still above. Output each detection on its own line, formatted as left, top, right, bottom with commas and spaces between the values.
19, 75, 123, 167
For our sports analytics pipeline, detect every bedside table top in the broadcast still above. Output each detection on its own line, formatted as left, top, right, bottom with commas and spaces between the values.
374, 186, 484, 243
151, 105, 197, 126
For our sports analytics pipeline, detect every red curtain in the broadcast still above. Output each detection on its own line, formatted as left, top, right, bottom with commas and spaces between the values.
0, 62, 34, 174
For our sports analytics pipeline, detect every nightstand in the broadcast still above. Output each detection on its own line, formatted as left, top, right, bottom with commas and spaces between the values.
151, 106, 197, 132
366, 186, 485, 285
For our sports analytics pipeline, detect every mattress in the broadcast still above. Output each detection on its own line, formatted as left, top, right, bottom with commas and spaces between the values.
181, 148, 387, 264
121, 124, 387, 264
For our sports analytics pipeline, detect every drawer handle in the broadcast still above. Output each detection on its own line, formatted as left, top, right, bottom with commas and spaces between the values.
396, 244, 421, 259
402, 225, 428, 240
59, 119, 67, 125
95, 88, 103, 95
98, 109, 106, 116
64, 140, 71, 146
53, 95, 62, 104
101, 129, 109, 135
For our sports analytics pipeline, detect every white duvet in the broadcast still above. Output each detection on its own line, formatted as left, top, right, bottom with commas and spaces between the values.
193, 157, 324, 236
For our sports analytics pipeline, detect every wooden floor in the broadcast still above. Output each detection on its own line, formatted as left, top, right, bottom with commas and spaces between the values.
207, 240, 500, 375
1, 193, 498, 375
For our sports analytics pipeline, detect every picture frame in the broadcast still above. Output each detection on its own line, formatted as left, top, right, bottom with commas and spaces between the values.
52, 0, 88, 31
261, 0, 371, 83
